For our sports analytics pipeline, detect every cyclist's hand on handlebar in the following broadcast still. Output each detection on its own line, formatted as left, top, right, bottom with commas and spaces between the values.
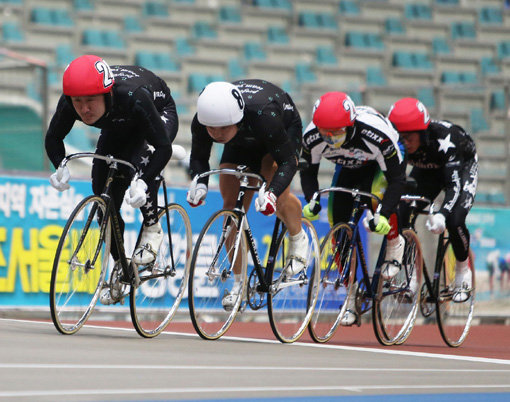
49, 166, 70, 192
363, 214, 391, 235
187, 182, 207, 207
125, 178, 147, 208
255, 186, 277, 216
302, 200, 321, 221
426, 213, 446, 234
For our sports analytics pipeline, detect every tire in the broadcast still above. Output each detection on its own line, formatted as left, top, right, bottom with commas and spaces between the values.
49, 196, 110, 335
188, 210, 247, 340
308, 223, 356, 343
436, 246, 475, 347
130, 204, 192, 338
268, 218, 320, 343
373, 229, 423, 346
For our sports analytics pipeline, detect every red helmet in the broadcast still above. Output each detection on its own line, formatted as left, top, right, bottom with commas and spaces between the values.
388, 97, 430, 132
312, 92, 356, 129
63, 55, 115, 97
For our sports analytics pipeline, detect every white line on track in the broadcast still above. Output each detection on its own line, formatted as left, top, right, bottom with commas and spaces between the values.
4, 318, 510, 366
0, 383, 510, 398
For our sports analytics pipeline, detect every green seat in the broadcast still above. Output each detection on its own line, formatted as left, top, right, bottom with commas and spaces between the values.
0, 104, 44, 171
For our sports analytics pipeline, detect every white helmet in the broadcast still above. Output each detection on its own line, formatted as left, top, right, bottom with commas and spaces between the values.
197, 81, 245, 127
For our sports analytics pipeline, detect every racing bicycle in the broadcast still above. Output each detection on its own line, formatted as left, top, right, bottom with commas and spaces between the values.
49, 152, 191, 338
187, 165, 320, 343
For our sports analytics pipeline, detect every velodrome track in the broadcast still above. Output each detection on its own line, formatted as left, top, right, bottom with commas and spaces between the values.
1, 318, 509, 401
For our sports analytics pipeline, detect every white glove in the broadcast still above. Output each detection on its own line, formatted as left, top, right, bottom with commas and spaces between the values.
187, 182, 207, 207
426, 213, 446, 234
254, 185, 277, 216
171, 144, 186, 161
49, 166, 70, 192
125, 179, 148, 208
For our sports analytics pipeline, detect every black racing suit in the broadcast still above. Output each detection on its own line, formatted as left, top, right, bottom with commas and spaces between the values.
300, 106, 406, 226
45, 65, 178, 260
189, 79, 302, 197
400, 120, 478, 262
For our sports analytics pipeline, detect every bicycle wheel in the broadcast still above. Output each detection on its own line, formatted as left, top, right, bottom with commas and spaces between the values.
130, 203, 192, 338
188, 210, 248, 340
268, 218, 320, 343
308, 223, 357, 343
436, 246, 475, 347
50, 195, 111, 335
373, 229, 423, 346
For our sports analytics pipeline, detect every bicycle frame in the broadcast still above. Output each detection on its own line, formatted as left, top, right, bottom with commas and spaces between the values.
190, 166, 282, 294
59, 153, 139, 285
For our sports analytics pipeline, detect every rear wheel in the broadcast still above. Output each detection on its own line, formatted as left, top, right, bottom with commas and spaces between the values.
130, 204, 192, 338
50, 196, 110, 335
308, 223, 356, 343
373, 229, 423, 346
436, 245, 475, 347
268, 218, 320, 343
188, 210, 247, 340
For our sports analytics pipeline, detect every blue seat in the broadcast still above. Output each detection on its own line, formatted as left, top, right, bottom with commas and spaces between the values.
436, 0, 459, 4
54, 9, 74, 26
348, 91, 363, 105
219, 6, 241, 23
470, 108, 489, 133
413, 53, 433, 69
188, 73, 209, 92
31, 8, 53, 25
267, 26, 289, 44
143, 1, 169, 17
316, 46, 337, 65
393, 51, 414, 68
244, 42, 266, 60
490, 90, 506, 111
432, 37, 451, 54
193, 21, 217, 39
441, 71, 461, 83
451, 21, 476, 39
66, 128, 95, 151
417, 88, 435, 108
2, 22, 24, 42
135, 51, 159, 70
405, 4, 432, 20
74, 0, 94, 11
385, 18, 405, 34
175, 37, 195, 56
339, 0, 360, 15
103, 30, 125, 48
479, 7, 503, 25
366, 67, 386, 85
82, 29, 103, 46
481, 57, 500, 75
299, 12, 320, 28
124, 16, 143, 32
497, 41, 510, 59
460, 72, 478, 84
366, 33, 384, 49
228, 59, 246, 79
295, 63, 316, 84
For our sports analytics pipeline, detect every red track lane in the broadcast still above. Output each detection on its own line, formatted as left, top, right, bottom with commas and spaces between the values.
83, 320, 510, 360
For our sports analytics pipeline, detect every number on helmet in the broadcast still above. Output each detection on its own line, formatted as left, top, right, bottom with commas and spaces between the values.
95, 60, 114, 90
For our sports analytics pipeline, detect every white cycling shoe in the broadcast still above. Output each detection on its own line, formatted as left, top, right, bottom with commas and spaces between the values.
381, 234, 405, 280
453, 262, 472, 303
340, 282, 358, 326
133, 221, 164, 265
222, 283, 242, 312
284, 229, 309, 277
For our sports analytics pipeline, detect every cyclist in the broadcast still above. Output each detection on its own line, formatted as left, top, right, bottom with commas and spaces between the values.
45, 55, 178, 303
300, 92, 406, 325
187, 79, 306, 309
388, 97, 477, 302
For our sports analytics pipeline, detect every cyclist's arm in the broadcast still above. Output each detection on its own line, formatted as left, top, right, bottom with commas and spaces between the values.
132, 88, 177, 182
189, 115, 213, 186
45, 95, 77, 169
439, 139, 463, 218
300, 124, 324, 202
377, 139, 406, 218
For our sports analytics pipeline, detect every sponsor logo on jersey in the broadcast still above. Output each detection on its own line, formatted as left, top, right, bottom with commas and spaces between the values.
153, 91, 166, 100
361, 128, 383, 143
283, 103, 294, 111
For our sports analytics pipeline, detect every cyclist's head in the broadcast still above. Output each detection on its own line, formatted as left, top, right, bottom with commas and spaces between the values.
63, 55, 114, 97
312, 92, 356, 148
63, 55, 115, 125
388, 97, 430, 133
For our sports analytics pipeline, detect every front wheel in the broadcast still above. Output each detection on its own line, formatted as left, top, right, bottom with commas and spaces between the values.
436, 246, 475, 347
268, 218, 320, 343
373, 229, 423, 346
188, 210, 247, 340
50, 195, 111, 335
308, 223, 356, 343
130, 204, 192, 338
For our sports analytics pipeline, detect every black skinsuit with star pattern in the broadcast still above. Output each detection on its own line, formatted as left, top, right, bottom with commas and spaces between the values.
401, 120, 478, 262
189, 79, 302, 197
45, 65, 178, 260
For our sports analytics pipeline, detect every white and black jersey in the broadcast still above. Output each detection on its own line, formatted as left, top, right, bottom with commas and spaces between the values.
300, 106, 406, 219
